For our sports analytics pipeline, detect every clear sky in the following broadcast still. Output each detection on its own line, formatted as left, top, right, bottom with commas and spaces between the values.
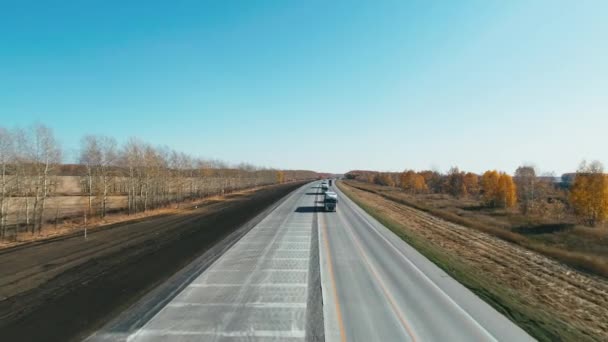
1, 1, 606, 174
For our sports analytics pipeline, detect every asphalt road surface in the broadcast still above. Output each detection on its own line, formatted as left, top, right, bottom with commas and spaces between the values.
321, 183, 534, 342
90, 181, 533, 341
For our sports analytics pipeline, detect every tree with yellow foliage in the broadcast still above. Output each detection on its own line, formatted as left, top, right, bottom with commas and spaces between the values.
481, 170, 499, 206
400, 170, 428, 193
463, 172, 480, 197
498, 173, 517, 208
374, 172, 395, 187
276, 170, 285, 184
481, 170, 516, 208
570, 161, 608, 226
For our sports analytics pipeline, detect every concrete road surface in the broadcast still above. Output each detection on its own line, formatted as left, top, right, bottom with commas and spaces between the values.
320, 183, 533, 342
90, 181, 534, 341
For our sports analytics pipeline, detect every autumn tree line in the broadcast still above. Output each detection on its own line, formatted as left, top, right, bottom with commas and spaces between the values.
346, 160, 608, 227
0, 124, 317, 240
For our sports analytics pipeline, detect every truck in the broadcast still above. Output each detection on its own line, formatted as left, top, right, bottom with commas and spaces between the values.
321, 183, 329, 193
324, 191, 338, 212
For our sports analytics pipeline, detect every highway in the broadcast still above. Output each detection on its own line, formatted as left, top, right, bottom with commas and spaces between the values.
321, 184, 533, 341
89, 181, 533, 341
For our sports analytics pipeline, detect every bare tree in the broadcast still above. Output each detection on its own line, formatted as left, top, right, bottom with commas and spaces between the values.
2, 124, 318, 234
80, 135, 100, 216
445, 167, 467, 198
514, 165, 538, 214
24, 125, 61, 233
97, 137, 117, 218
120, 138, 144, 215
0, 127, 15, 239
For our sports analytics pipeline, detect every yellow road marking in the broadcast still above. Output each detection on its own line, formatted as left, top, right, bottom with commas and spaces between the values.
338, 207, 418, 342
320, 212, 347, 342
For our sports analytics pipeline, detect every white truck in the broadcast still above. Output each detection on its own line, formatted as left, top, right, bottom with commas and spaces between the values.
321, 183, 329, 193
324, 191, 338, 212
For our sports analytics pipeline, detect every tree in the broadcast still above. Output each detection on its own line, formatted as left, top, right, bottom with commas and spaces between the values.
80, 136, 100, 216
481, 170, 499, 206
276, 170, 285, 184
463, 172, 479, 197
514, 165, 538, 214
418, 170, 443, 193
570, 161, 608, 226
80, 135, 118, 218
120, 138, 144, 215
24, 125, 61, 233
482, 170, 516, 208
1, 123, 320, 240
0, 128, 15, 238
445, 167, 467, 198
400, 170, 427, 193
498, 173, 517, 208
374, 173, 395, 187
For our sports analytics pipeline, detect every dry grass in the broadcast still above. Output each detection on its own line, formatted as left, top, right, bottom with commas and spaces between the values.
344, 180, 608, 279
574, 225, 608, 239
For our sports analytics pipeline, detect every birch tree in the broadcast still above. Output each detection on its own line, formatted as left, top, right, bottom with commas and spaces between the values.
26, 125, 61, 233
570, 161, 608, 226
0, 128, 15, 238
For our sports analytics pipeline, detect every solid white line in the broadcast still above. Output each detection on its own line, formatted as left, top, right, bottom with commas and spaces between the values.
272, 249, 310, 252
188, 283, 308, 288
259, 269, 308, 272
339, 187, 498, 341
167, 302, 306, 309
132, 329, 306, 339
272, 244, 311, 248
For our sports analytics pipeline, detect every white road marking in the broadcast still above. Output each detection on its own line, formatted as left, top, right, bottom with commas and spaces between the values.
131, 329, 306, 339
188, 283, 308, 288
167, 302, 307, 309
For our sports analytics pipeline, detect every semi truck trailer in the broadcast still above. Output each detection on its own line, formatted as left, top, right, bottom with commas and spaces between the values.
324, 191, 338, 212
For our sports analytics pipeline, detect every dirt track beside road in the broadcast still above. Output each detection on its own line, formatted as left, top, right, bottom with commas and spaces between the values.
0, 181, 305, 342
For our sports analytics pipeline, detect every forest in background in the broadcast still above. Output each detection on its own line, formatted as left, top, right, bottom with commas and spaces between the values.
346, 161, 608, 228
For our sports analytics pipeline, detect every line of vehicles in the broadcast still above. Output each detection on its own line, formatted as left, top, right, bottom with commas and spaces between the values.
320, 179, 338, 212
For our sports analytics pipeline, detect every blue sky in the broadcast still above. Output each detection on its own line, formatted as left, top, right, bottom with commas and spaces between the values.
1, 1, 606, 174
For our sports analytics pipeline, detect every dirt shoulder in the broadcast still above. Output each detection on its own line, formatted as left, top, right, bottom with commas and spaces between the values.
0, 181, 306, 342
0, 186, 275, 250
339, 181, 608, 341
